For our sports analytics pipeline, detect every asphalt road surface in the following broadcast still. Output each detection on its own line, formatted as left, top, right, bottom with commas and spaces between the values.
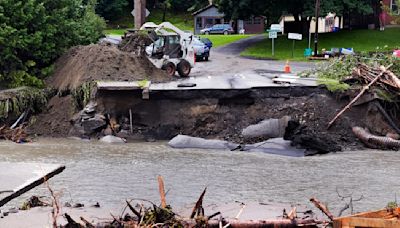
191, 34, 316, 78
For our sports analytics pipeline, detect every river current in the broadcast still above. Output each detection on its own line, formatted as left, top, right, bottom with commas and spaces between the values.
0, 138, 399, 215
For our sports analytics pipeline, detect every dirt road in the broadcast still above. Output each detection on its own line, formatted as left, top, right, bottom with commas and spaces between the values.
191, 35, 315, 77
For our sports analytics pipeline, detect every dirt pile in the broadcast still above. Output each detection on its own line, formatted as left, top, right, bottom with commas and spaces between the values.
118, 33, 153, 53
27, 95, 75, 137
47, 42, 169, 91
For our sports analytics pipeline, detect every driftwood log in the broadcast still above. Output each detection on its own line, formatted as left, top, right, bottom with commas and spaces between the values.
310, 197, 335, 221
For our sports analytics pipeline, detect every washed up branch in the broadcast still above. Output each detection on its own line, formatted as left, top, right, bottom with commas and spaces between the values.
328, 64, 392, 128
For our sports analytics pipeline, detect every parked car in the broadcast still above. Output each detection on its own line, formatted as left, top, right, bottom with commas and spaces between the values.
200, 24, 234, 35
193, 38, 210, 61
199, 37, 213, 49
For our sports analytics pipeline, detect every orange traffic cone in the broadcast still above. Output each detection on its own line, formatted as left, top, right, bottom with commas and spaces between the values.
284, 60, 291, 73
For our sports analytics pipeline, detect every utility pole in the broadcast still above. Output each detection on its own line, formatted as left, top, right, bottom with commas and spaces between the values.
134, 0, 147, 30
313, 0, 320, 56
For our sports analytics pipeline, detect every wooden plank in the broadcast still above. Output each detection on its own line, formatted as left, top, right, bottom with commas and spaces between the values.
0, 164, 65, 207
347, 217, 400, 228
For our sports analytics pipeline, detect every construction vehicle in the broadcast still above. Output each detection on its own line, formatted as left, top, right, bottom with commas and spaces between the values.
140, 22, 195, 77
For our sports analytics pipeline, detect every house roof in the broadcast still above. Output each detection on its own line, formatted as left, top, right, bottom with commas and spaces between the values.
192, 4, 218, 16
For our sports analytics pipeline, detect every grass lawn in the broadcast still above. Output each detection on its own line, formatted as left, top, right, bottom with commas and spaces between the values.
241, 28, 400, 61
105, 9, 193, 33
199, 34, 254, 48
103, 29, 126, 36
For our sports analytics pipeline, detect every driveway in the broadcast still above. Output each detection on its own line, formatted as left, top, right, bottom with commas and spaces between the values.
191, 35, 316, 79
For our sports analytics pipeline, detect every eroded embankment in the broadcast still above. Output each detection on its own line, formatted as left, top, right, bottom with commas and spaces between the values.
89, 86, 391, 152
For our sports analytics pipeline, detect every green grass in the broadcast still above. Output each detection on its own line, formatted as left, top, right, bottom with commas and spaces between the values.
103, 29, 126, 35
106, 9, 193, 32
241, 28, 400, 61
199, 34, 254, 47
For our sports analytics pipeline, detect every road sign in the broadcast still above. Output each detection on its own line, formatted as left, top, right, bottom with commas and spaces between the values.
131, 8, 150, 18
288, 33, 302, 58
269, 31, 277, 39
288, 33, 302, 40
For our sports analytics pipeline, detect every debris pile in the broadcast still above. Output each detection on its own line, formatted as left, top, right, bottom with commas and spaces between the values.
0, 125, 30, 143
60, 177, 328, 228
327, 63, 400, 149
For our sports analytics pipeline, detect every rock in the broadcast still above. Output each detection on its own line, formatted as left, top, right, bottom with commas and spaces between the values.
99, 135, 126, 144
168, 135, 238, 150
91, 202, 100, 208
73, 203, 84, 208
242, 116, 291, 139
8, 208, 18, 213
82, 114, 107, 134
83, 101, 97, 114
103, 126, 113, 136
64, 202, 72, 207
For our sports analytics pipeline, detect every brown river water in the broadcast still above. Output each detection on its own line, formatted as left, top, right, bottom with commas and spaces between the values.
0, 138, 399, 215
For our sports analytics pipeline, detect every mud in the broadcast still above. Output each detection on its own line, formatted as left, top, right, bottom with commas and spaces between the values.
27, 95, 75, 137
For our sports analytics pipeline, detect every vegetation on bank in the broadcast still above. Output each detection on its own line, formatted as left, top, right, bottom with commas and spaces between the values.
241, 28, 400, 61
0, 0, 105, 89
302, 54, 400, 92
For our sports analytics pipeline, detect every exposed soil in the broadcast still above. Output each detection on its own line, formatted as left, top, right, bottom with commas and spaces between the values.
47, 42, 169, 91
94, 88, 394, 152
27, 95, 75, 137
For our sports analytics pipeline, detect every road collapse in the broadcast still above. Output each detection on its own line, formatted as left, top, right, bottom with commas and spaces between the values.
0, 34, 399, 156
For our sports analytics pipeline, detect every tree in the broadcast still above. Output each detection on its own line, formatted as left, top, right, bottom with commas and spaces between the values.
96, 0, 129, 21
217, 0, 378, 34
0, 0, 105, 88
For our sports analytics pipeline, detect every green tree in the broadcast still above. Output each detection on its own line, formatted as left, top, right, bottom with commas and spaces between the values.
217, 0, 378, 34
0, 0, 105, 88
96, 0, 129, 21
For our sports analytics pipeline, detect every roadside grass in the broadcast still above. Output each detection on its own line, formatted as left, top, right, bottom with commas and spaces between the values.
104, 29, 126, 35
241, 28, 400, 61
200, 34, 254, 48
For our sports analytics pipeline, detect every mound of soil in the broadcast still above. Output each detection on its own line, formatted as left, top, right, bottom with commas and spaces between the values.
118, 33, 153, 53
47, 43, 169, 91
27, 95, 75, 137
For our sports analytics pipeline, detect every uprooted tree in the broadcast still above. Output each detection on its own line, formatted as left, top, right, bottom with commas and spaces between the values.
0, 0, 106, 88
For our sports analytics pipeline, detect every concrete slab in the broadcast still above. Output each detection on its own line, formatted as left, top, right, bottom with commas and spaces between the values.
0, 162, 65, 207
97, 74, 317, 92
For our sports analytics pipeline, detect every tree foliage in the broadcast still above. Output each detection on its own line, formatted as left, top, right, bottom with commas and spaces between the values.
0, 0, 105, 88
216, 0, 379, 33
96, 0, 129, 21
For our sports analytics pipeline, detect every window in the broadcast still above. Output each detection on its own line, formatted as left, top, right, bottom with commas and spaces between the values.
196, 17, 203, 29
254, 17, 262, 24
392, 0, 399, 15
245, 18, 253, 24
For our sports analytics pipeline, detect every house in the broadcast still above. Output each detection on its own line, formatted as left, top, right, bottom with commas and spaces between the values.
382, 0, 399, 25
192, 4, 265, 34
279, 14, 343, 34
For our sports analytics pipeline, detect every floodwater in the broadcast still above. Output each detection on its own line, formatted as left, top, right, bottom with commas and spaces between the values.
0, 138, 400, 215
